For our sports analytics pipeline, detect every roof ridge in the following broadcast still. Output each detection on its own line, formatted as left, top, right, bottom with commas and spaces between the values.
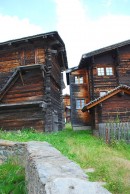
83, 39, 130, 58
0, 31, 58, 45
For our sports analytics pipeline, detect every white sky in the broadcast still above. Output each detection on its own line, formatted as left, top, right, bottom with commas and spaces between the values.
0, 0, 130, 94
55, 0, 130, 66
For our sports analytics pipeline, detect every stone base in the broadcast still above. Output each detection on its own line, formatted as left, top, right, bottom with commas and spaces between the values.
0, 139, 111, 194
26, 141, 111, 194
73, 126, 91, 131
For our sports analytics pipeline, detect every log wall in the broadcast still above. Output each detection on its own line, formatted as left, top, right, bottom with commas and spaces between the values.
63, 95, 71, 123
69, 44, 130, 130
101, 93, 130, 123
118, 45, 130, 85
0, 33, 67, 132
88, 47, 130, 100
0, 50, 20, 72
70, 69, 91, 128
89, 47, 130, 129
0, 106, 44, 131
0, 44, 46, 131
1, 68, 44, 104
0, 44, 46, 95
89, 52, 117, 99
63, 95, 70, 107
0, 46, 45, 72
51, 54, 63, 130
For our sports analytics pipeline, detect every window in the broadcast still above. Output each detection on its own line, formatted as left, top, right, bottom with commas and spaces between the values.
97, 68, 105, 76
75, 76, 83, 84
97, 67, 113, 76
106, 67, 113, 75
76, 99, 85, 109
100, 91, 107, 97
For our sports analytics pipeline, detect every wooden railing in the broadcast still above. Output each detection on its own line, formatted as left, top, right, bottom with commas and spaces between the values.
99, 122, 130, 143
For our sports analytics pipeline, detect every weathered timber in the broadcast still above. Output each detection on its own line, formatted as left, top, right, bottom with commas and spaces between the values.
1, 67, 44, 104
69, 69, 91, 128
67, 39, 130, 131
0, 106, 45, 131
0, 31, 68, 131
63, 94, 71, 123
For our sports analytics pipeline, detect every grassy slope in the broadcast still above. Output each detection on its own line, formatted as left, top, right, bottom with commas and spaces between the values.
0, 124, 130, 194
0, 159, 26, 194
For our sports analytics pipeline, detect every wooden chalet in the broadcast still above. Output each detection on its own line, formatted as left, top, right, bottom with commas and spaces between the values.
63, 94, 71, 123
66, 40, 130, 132
0, 31, 68, 132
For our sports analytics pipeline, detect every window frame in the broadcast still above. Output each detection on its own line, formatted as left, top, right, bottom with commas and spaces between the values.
76, 99, 85, 109
97, 67, 105, 76
106, 67, 113, 75
75, 75, 84, 84
97, 67, 114, 76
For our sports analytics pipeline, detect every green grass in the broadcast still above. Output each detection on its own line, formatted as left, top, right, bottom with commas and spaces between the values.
0, 159, 26, 194
0, 124, 130, 194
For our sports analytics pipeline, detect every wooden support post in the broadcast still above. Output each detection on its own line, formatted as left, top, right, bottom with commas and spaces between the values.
0, 74, 19, 101
19, 71, 24, 86
115, 48, 120, 85
91, 56, 94, 100
44, 48, 53, 132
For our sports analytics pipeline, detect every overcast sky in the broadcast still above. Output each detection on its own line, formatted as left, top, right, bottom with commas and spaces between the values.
0, 0, 130, 93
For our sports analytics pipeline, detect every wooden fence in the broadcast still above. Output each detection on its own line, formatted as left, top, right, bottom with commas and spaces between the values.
99, 122, 130, 143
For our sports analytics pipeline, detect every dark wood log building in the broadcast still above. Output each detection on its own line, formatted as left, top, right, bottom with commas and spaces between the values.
63, 94, 71, 123
0, 31, 68, 132
67, 40, 130, 131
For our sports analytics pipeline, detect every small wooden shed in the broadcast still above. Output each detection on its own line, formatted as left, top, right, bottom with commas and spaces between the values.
82, 85, 130, 130
0, 31, 68, 132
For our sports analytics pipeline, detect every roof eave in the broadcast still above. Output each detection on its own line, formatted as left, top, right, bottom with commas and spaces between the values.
82, 86, 130, 112
0, 31, 58, 47
0, 31, 68, 70
79, 39, 130, 68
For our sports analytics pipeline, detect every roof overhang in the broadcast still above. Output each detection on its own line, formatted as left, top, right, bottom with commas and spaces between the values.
82, 85, 130, 112
66, 66, 79, 85
0, 31, 68, 70
79, 39, 130, 68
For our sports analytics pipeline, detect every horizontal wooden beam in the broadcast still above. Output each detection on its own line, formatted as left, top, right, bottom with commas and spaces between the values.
122, 89, 130, 95
0, 101, 47, 109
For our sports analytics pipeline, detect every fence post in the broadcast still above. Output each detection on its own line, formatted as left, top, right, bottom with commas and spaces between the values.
106, 128, 109, 144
